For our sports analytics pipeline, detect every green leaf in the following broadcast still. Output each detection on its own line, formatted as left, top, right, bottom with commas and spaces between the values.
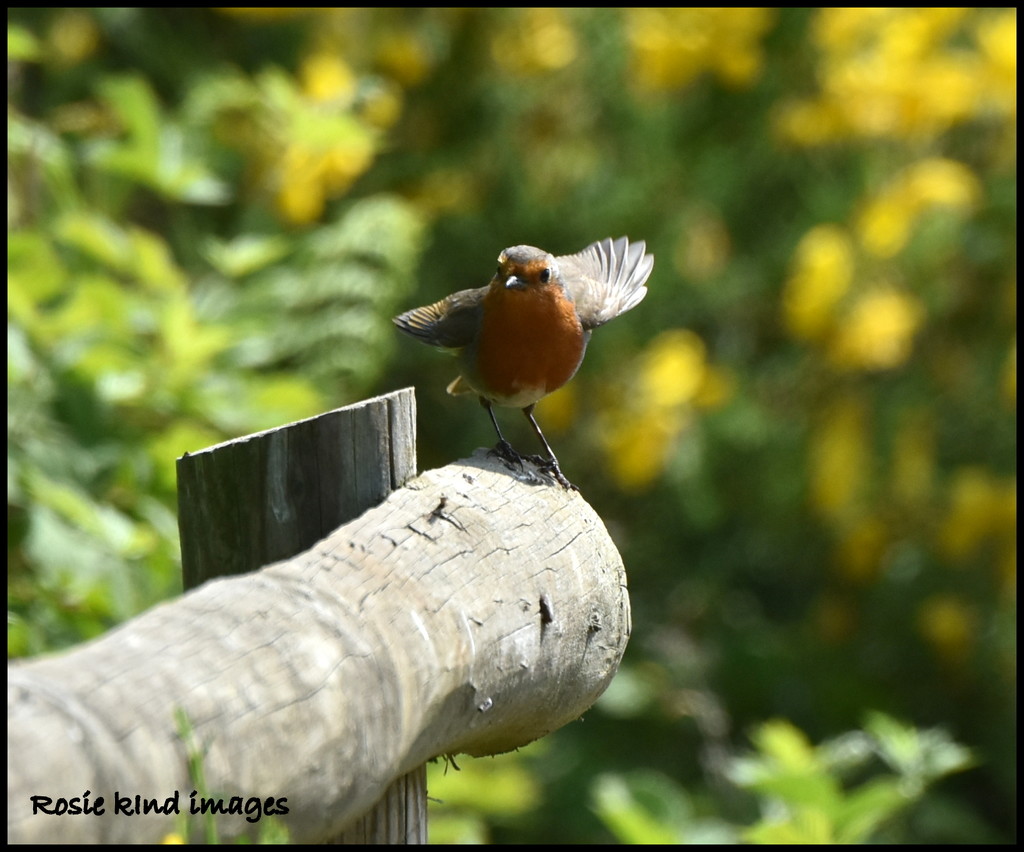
427, 753, 540, 816
202, 234, 292, 278
7, 232, 68, 326
591, 773, 686, 844
7, 24, 41, 61
96, 74, 161, 167
55, 211, 133, 273
866, 712, 975, 791
744, 808, 835, 844
832, 776, 907, 843
752, 719, 818, 772
128, 226, 189, 293
90, 75, 229, 204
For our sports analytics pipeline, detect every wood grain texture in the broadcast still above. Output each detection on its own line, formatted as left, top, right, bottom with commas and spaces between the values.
8, 450, 630, 844
176, 389, 416, 590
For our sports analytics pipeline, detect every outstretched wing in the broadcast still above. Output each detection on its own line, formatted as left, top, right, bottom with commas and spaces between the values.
559, 236, 654, 330
392, 286, 487, 349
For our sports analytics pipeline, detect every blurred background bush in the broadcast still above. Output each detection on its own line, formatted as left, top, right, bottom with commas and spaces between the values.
8, 8, 1015, 843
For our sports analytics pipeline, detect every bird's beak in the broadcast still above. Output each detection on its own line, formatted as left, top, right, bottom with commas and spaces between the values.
504, 275, 527, 291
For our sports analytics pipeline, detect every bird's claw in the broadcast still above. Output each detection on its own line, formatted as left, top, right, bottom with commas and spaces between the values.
489, 439, 525, 470
520, 452, 551, 467
488, 442, 577, 490
535, 459, 579, 491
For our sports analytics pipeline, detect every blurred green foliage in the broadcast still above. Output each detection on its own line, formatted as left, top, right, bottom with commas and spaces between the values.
7, 8, 1015, 844
8, 9, 424, 653
586, 713, 974, 844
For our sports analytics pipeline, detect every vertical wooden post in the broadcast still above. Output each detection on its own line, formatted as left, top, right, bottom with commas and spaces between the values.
176, 388, 427, 843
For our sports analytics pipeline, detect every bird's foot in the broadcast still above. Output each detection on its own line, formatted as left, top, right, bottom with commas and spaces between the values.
489, 441, 576, 489
519, 452, 551, 467
489, 439, 525, 470
535, 458, 579, 492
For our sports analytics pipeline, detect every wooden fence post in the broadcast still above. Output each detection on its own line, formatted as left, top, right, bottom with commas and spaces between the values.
176, 387, 424, 843
8, 389, 631, 845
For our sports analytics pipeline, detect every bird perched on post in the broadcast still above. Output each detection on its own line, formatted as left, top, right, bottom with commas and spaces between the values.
393, 236, 654, 489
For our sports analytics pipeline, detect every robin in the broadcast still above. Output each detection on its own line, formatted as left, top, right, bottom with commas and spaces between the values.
394, 236, 654, 489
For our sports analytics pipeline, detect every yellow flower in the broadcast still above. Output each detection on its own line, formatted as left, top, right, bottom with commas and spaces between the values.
600, 408, 686, 492
47, 9, 100, 67
812, 8, 894, 53
856, 194, 914, 260
274, 130, 375, 224
300, 51, 357, 104
276, 144, 326, 225
376, 30, 433, 86
939, 466, 1015, 561
857, 158, 980, 257
626, 8, 774, 92
596, 329, 730, 490
360, 80, 404, 130
408, 168, 482, 219
772, 99, 845, 147
491, 8, 578, 76
906, 158, 982, 207
627, 8, 705, 91
975, 9, 1017, 118
321, 134, 375, 194
835, 515, 888, 584
778, 8, 1008, 145
694, 365, 735, 410
639, 329, 708, 409
917, 595, 975, 666
874, 8, 968, 64
783, 225, 855, 341
809, 395, 870, 520
828, 288, 924, 371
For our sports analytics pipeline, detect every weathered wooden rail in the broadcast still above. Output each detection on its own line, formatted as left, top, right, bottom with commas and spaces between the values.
7, 389, 631, 843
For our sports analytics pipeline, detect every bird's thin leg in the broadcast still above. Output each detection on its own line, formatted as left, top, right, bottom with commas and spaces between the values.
482, 398, 523, 468
522, 405, 577, 491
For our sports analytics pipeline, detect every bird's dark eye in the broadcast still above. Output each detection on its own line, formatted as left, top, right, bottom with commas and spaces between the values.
539, 267, 551, 283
